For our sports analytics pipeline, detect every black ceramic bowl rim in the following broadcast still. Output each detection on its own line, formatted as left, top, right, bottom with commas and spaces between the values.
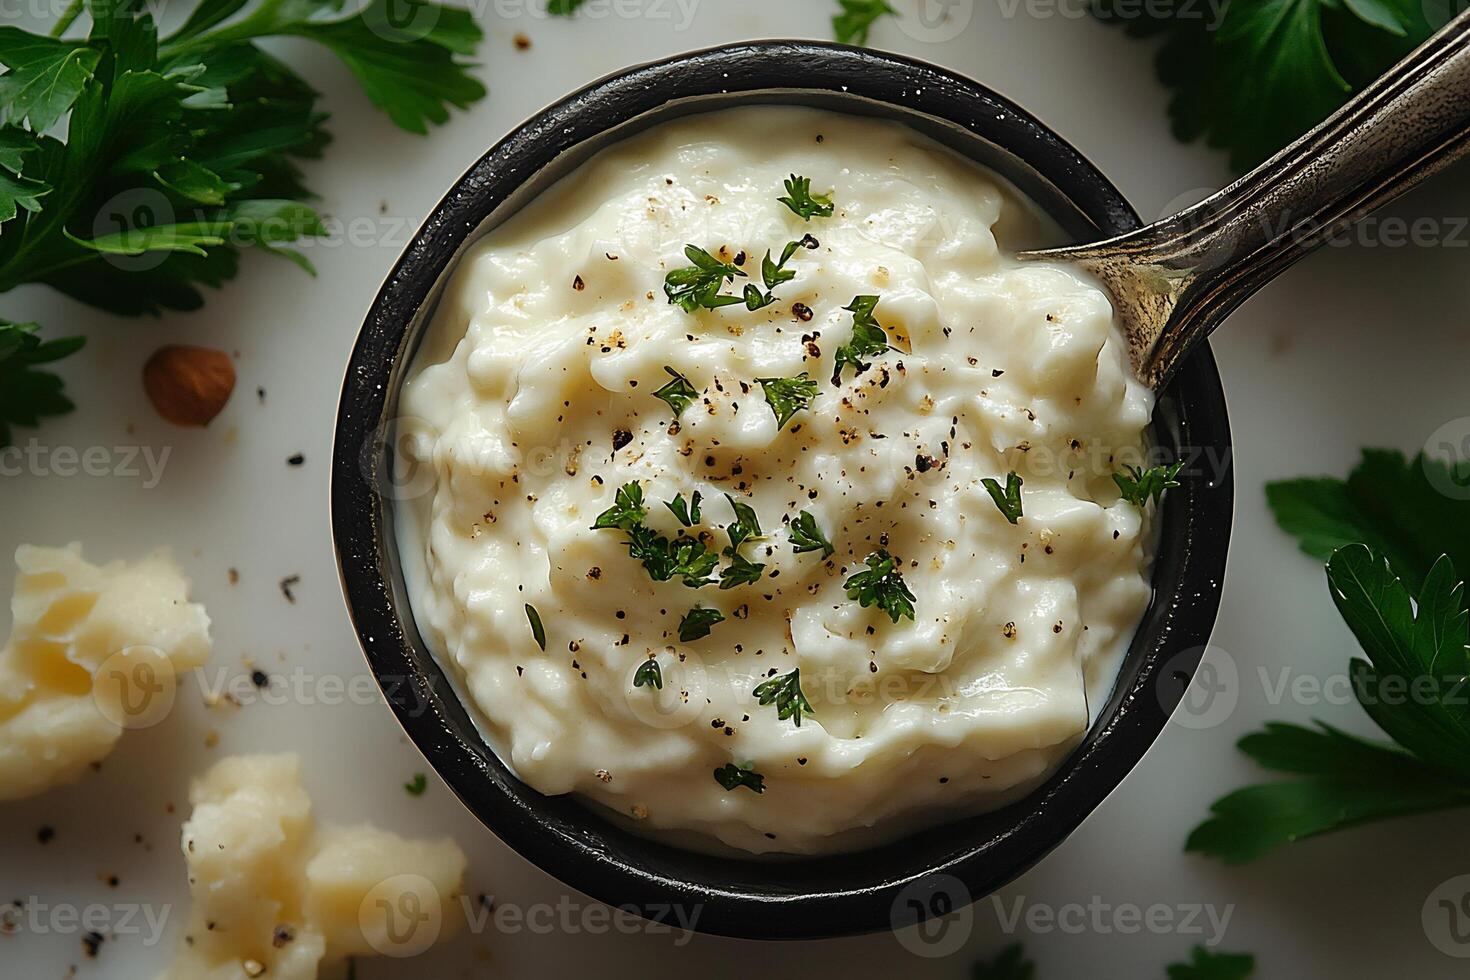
331, 40, 1234, 941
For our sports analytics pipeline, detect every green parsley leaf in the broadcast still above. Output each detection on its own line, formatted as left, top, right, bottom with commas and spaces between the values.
830, 295, 894, 386
754, 373, 818, 430
1188, 549, 1470, 863
1329, 547, 1470, 781
971, 943, 1035, 980
1267, 449, 1470, 591
1166, 946, 1256, 980
404, 772, 427, 796
982, 471, 1024, 524
713, 761, 764, 794
719, 551, 766, 590
633, 658, 663, 690
664, 244, 746, 312
547, 0, 588, 13
724, 493, 762, 552
0, 322, 84, 447
0, 30, 101, 132
1095, 0, 1442, 170
1114, 461, 1183, 508
1187, 720, 1470, 863
743, 234, 818, 310
0, 167, 48, 226
652, 366, 699, 417
679, 605, 725, 642
592, 481, 647, 530
664, 490, 702, 528
777, 174, 834, 221
752, 668, 814, 727
524, 603, 546, 651
844, 549, 916, 623
788, 510, 834, 558
832, 0, 896, 46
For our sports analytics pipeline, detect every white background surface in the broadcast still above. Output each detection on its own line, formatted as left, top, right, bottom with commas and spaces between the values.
4, 1, 1470, 977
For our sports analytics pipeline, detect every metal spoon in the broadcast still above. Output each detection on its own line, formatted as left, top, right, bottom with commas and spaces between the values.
1024, 9, 1470, 390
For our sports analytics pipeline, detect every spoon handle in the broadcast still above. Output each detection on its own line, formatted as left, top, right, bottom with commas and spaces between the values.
1032, 9, 1470, 389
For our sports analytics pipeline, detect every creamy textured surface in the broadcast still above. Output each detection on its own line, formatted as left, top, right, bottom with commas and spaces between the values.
160, 753, 468, 980
400, 107, 1156, 854
0, 544, 212, 801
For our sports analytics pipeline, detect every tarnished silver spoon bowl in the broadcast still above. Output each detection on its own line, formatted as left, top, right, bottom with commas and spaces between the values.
1026, 9, 1470, 388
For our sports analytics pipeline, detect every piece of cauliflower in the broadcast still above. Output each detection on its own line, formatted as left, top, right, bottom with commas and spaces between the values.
0, 543, 212, 800
160, 753, 468, 979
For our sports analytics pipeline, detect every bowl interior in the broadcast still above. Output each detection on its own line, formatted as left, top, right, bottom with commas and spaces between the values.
332, 41, 1233, 941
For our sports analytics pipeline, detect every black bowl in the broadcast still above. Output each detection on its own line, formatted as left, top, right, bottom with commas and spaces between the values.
331, 41, 1233, 940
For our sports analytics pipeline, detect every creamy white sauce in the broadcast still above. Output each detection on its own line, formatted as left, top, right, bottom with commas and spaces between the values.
398, 107, 1156, 855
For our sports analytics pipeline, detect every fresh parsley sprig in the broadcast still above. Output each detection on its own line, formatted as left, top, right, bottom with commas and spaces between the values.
844, 549, 916, 623
652, 366, 699, 417
982, 471, 1024, 524
777, 175, 834, 221
754, 372, 818, 430
831, 295, 896, 386
724, 493, 762, 552
0, 0, 486, 436
1115, 461, 1184, 508
752, 668, 815, 727
664, 245, 746, 312
713, 761, 764, 794
788, 510, 834, 558
626, 525, 720, 588
1188, 450, 1470, 864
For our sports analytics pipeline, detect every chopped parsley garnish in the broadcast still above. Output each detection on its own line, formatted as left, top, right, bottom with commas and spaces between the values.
719, 552, 766, 590
664, 490, 703, 528
788, 510, 835, 558
982, 471, 1025, 524
633, 659, 663, 690
524, 604, 547, 651
743, 234, 819, 311
713, 761, 765, 794
754, 373, 819, 430
592, 481, 647, 531
830, 295, 895, 386
844, 549, 916, 623
679, 606, 726, 642
1115, 461, 1184, 508
664, 245, 747, 312
832, 0, 897, 45
724, 494, 763, 552
652, 366, 699, 417
404, 773, 427, 797
778, 175, 835, 221
1167, 946, 1257, 980
752, 668, 815, 727
970, 943, 1035, 980
627, 526, 720, 588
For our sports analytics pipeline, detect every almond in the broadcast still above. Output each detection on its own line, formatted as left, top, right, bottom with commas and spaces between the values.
143, 346, 235, 427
